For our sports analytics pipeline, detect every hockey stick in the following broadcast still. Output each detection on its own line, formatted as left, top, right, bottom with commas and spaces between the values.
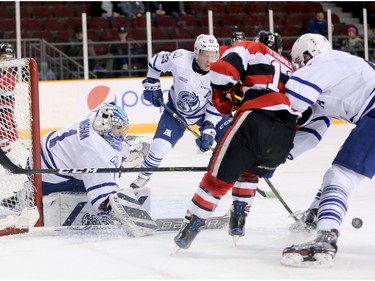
0, 148, 207, 175
263, 178, 297, 221
0, 215, 229, 235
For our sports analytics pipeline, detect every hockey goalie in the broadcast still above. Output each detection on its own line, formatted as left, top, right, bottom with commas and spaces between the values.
40, 102, 154, 236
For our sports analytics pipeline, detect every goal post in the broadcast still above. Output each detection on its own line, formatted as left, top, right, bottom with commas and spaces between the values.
0, 57, 42, 235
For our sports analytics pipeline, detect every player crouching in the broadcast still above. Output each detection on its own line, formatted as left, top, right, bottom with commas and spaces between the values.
41, 102, 156, 236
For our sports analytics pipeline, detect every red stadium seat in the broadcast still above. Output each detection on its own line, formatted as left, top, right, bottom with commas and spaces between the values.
0, 19, 15, 32
87, 30, 101, 41
88, 17, 110, 30
155, 15, 176, 28
75, 5, 92, 17
226, 3, 246, 14
21, 18, 43, 31
42, 18, 65, 32
65, 18, 82, 30
189, 3, 206, 14
267, 2, 286, 14
20, 7, 32, 18
94, 44, 109, 56
207, 2, 225, 14
170, 27, 193, 39
53, 6, 75, 18
177, 14, 198, 29
242, 14, 263, 27
286, 3, 306, 14
0, 9, 12, 18
31, 6, 52, 18
191, 26, 209, 38
111, 17, 131, 29
306, 2, 323, 13
264, 14, 283, 26
31, 30, 55, 42
247, 3, 267, 14
132, 16, 147, 28
199, 15, 220, 27
101, 29, 118, 42
54, 30, 74, 42
284, 14, 303, 26
220, 14, 243, 27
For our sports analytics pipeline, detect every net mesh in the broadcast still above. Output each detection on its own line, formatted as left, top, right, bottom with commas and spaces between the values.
0, 58, 37, 222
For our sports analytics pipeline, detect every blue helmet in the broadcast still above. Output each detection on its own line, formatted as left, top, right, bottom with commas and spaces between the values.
93, 102, 129, 151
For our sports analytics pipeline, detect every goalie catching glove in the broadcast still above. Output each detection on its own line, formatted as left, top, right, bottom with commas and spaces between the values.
142, 77, 163, 107
122, 135, 150, 168
195, 121, 216, 152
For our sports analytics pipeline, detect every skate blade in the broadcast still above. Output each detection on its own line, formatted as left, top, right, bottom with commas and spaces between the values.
170, 245, 182, 256
232, 235, 241, 246
280, 253, 333, 268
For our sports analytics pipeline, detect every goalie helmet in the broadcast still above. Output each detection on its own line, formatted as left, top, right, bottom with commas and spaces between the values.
231, 31, 246, 45
0, 43, 15, 60
291, 33, 331, 70
194, 34, 219, 58
93, 102, 129, 151
254, 30, 283, 54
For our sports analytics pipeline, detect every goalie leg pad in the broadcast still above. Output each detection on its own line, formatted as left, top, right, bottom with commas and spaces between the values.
108, 191, 157, 237
133, 186, 151, 214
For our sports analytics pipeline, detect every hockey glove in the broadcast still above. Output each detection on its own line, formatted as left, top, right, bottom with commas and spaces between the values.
212, 88, 235, 116
195, 121, 216, 152
142, 77, 163, 107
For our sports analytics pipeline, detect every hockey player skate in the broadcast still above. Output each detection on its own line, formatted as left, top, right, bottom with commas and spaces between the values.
289, 208, 317, 235
174, 215, 205, 249
281, 229, 338, 267
228, 201, 248, 244
130, 175, 149, 189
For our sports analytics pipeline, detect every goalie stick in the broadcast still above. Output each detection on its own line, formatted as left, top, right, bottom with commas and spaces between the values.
0, 215, 229, 235
0, 147, 207, 175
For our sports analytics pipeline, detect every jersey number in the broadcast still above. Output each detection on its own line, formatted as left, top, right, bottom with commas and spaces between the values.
267, 60, 281, 92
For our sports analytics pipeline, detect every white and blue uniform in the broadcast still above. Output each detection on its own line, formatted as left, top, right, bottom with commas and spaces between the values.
147, 49, 224, 126
286, 49, 375, 232
137, 49, 230, 181
41, 113, 125, 212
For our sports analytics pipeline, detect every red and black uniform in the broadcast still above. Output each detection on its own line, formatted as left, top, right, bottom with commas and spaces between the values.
186, 41, 298, 221
0, 68, 18, 152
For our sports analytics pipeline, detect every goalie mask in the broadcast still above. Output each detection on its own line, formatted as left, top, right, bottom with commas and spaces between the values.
0, 43, 15, 60
254, 30, 283, 54
93, 102, 129, 151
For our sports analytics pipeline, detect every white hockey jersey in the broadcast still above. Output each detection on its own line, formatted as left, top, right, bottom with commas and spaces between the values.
286, 50, 375, 159
147, 49, 223, 126
41, 114, 123, 211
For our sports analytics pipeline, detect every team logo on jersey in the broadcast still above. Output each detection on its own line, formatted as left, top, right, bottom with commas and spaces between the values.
163, 128, 172, 137
173, 51, 183, 58
176, 91, 200, 113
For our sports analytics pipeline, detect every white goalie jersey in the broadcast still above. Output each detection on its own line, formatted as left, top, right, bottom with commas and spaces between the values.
147, 49, 223, 126
41, 114, 148, 212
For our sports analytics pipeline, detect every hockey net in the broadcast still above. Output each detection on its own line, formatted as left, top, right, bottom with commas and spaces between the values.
0, 58, 42, 235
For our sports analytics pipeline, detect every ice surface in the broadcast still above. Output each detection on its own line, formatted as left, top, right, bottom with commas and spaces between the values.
1, 124, 374, 279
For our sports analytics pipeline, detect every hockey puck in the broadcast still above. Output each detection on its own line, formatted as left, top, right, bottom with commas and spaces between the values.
352, 218, 363, 229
